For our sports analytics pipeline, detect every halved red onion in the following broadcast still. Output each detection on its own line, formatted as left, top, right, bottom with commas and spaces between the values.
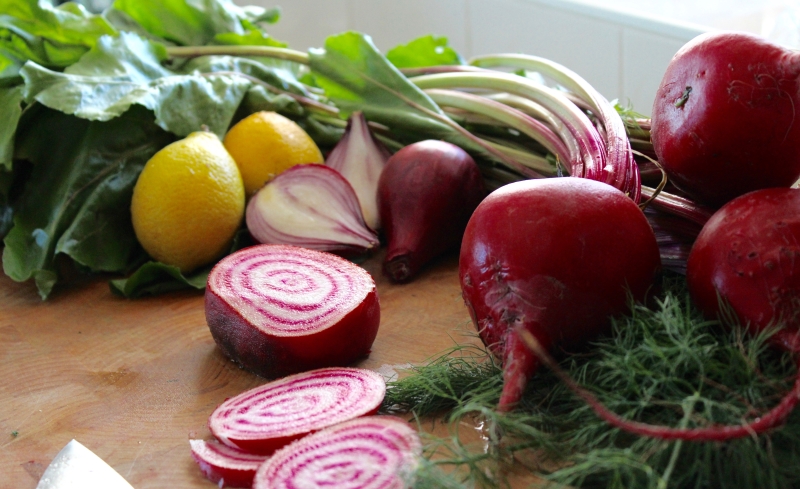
205, 244, 381, 379
208, 367, 386, 455
189, 439, 267, 488
245, 164, 379, 256
252, 416, 421, 489
325, 111, 391, 231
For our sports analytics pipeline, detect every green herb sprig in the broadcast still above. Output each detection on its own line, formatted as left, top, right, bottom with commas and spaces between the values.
385, 276, 800, 489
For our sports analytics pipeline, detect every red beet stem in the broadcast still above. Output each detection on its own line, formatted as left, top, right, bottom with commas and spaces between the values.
517, 327, 800, 442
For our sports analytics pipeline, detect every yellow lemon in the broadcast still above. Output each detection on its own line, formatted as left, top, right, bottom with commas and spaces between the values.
223, 111, 324, 196
131, 131, 245, 273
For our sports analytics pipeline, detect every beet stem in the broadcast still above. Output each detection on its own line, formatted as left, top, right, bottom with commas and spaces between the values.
516, 327, 800, 442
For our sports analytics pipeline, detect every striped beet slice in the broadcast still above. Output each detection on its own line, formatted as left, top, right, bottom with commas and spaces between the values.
252, 416, 422, 489
208, 367, 386, 455
205, 244, 380, 378
189, 439, 267, 488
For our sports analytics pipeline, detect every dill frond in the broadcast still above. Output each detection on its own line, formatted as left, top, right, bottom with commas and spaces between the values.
386, 274, 800, 489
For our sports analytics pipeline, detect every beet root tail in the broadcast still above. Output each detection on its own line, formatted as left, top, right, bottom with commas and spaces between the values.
516, 327, 800, 442
497, 328, 540, 412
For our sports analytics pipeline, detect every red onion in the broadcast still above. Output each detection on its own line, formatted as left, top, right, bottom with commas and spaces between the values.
245, 164, 379, 255
189, 439, 267, 488
378, 140, 486, 282
205, 245, 380, 378
325, 111, 391, 231
252, 416, 421, 489
208, 367, 386, 455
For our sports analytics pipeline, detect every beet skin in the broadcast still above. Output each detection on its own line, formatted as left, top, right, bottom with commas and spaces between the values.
459, 178, 661, 410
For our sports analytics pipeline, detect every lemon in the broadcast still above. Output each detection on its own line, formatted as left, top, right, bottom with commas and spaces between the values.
131, 131, 245, 273
223, 111, 324, 196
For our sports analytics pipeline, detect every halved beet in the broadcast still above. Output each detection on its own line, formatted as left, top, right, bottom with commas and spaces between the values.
208, 367, 386, 455
205, 244, 380, 378
252, 416, 421, 489
189, 439, 267, 488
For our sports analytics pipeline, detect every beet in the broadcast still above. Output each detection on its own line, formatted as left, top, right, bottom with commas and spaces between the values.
252, 416, 421, 489
205, 244, 380, 378
459, 177, 661, 411
651, 31, 800, 207
208, 367, 386, 455
688, 188, 800, 350
190, 439, 266, 488
530, 187, 800, 441
378, 140, 486, 282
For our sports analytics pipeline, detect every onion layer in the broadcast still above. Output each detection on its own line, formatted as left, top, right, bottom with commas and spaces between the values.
205, 244, 380, 378
189, 439, 267, 488
252, 416, 421, 489
208, 367, 386, 455
245, 164, 379, 255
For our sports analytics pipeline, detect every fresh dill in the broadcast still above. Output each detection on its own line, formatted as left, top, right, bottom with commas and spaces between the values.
384, 275, 800, 489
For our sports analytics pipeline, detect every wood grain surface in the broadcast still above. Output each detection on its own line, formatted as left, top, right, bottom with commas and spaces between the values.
0, 250, 515, 488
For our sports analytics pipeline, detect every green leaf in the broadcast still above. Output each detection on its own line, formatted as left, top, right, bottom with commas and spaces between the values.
109, 261, 209, 298
0, 0, 117, 68
386, 35, 464, 69
2, 106, 174, 299
110, 227, 253, 298
309, 32, 453, 140
20, 32, 251, 137
308, 32, 507, 163
111, 0, 278, 47
0, 85, 23, 172
213, 30, 285, 48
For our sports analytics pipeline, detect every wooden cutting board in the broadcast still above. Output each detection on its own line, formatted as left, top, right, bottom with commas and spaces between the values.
1, 251, 528, 488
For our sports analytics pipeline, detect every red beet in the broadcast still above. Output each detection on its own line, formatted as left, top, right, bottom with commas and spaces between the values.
459, 177, 661, 411
205, 244, 380, 378
252, 416, 421, 489
651, 31, 800, 207
378, 140, 486, 282
520, 187, 800, 442
688, 188, 800, 350
207, 367, 386, 455
190, 439, 267, 488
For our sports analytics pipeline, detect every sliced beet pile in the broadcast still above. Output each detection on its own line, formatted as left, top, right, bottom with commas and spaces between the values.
252, 416, 421, 489
189, 438, 267, 488
208, 367, 386, 455
205, 244, 380, 378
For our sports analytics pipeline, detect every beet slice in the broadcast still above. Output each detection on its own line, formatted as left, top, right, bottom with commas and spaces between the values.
208, 367, 386, 455
189, 439, 267, 488
205, 244, 380, 378
252, 416, 421, 489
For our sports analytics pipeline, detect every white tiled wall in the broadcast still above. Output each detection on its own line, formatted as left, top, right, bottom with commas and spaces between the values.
244, 0, 717, 115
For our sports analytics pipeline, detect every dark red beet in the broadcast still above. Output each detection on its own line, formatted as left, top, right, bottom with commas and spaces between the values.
519, 187, 800, 441
459, 177, 661, 411
378, 140, 486, 282
688, 188, 800, 350
651, 31, 800, 207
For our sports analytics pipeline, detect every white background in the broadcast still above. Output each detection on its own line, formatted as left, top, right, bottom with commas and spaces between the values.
237, 0, 800, 116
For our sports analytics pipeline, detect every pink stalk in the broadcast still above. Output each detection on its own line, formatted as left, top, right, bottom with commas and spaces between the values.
409, 71, 608, 185
470, 54, 640, 202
